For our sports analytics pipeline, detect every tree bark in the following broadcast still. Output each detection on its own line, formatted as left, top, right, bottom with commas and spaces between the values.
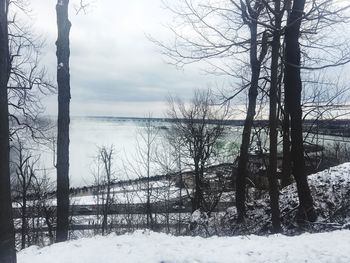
284, 0, 316, 222
235, 7, 265, 222
56, 0, 71, 242
193, 161, 200, 211
281, 0, 292, 188
281, 103, 292, 187
0, 0, 16, 262
267, 0, 282, 233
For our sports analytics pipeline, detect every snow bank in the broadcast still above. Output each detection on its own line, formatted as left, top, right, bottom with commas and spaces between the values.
19, 230, 350, 263
279, 162, 350, 227
208, 162, 350, 236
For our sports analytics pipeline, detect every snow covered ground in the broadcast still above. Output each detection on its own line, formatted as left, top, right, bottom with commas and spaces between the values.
15, 163, 350, 262
18, 229, 350, 263
188, 162, 350, 236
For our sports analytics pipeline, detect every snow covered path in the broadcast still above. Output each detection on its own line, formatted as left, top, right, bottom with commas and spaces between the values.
19, 230, 350, 263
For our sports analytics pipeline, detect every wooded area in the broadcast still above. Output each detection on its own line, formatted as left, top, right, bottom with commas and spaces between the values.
0, 0, 350, 262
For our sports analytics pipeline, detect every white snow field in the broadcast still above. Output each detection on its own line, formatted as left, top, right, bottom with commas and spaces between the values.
18, 229, 350, 263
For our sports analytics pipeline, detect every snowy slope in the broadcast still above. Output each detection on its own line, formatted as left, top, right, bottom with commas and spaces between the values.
205, 162, 350, 236
17, 163, 350, 262
18, 230, 350, 263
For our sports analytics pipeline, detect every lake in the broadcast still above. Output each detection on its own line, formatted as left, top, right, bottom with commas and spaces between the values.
33, 117, 350, 187
34, 117, 241, 187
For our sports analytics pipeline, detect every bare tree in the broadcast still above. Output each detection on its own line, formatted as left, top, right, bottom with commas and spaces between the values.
124, 115, 159, 230
141, 116, 159, 229
265, 0, 284, 233
166, 89, 227, 213
6, 0, 55, 142
284, 0, 316, 222
0, 0, 17, 261
91, 145, 120, 235
56, 0, 71, 242
99, 146, 115, 235
279, 0, 350, 187
32, 172, 55, 245
11, 138, 38, 249
154, 139, 180, 233
233, 0, 268, 222
158, 0, 350, 228
0, 0, 56, 255
154, 0, 269, 222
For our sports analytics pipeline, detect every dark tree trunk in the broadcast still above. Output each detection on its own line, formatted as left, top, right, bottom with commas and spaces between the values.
284, 0, 316, 222
268, 0, 282, 233
100, 147, 114, 235
193, 160, 202, 212
281, 0, 292, 188
102, 173, 110, 235
0, 1, 16, 262
235, 9, 265, 222
56, 0, 71, 242
43, 207, 54, 244
101, 188, 109, 235
146, 182, 153, 230
146, 142, 153, 230
281, 103, 292, 187
21, 191, 27, 249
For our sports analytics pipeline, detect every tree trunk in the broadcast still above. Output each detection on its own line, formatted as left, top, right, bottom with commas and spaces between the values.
281, 0, 292, 188
56, 0, 71, 242
43, 207, 54, 244
267, 0, 282, 232
0, 1, 16, 262
281, 103, 292, 187
146, 139, 153, 229
21, 192, 27, 249
235, 14, 263, 222
193, 160, 202, 212
284, 0, 316, 222
101, 193, 108, 235
102, 175, 110, 235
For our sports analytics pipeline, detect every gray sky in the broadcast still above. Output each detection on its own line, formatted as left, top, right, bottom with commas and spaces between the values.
25, 0, 350, 118
28, 0, 222, 117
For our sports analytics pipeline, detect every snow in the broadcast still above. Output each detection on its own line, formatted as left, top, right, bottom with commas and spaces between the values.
213, 162, 350, 236
279, 162, 350, 228
15, 163, 350, 261
18, 230, 350, 263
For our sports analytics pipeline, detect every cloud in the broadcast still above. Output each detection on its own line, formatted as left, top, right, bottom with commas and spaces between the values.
27, 0, 223, 117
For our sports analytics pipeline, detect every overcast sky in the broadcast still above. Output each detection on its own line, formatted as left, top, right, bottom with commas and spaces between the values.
27, 0, 224, 117
23, 0, 350, 118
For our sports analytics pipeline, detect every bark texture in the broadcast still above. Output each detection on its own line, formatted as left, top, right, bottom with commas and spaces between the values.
0, 0, 16, 262
56, 0, 71, 242
284, 0, 317, 222
268, 0, 282, 232
235, 3, 266, 222
281, 104, 292, 187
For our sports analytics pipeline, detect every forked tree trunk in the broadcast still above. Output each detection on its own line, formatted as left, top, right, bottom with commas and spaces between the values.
56, 0, 71, 242
0, 1, 16, 262
284, 0, 316, 222
235, 6, 266, 222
